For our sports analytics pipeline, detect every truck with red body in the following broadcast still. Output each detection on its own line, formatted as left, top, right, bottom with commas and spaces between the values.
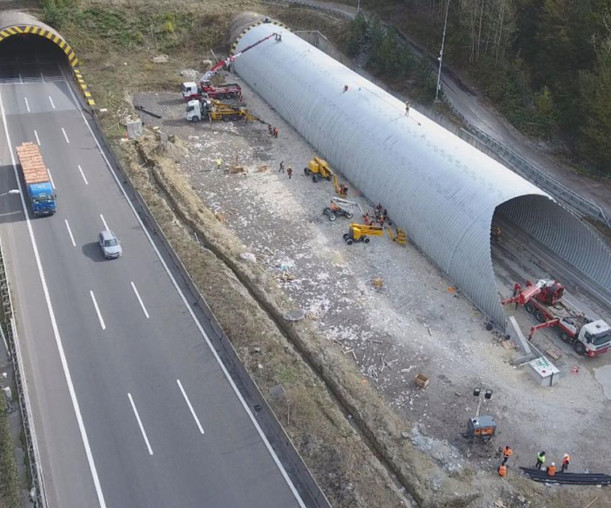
502, 279, 611, 357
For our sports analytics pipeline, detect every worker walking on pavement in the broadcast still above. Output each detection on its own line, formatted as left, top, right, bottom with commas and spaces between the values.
535, 451, 546, 469
562, 453, 570, 472
216, 158, 223, 170
279, 160, 285, 173
547, 462, 557, 476
273, 127, 279, 138
287, 167, 293, 179
502, 446, 513, 465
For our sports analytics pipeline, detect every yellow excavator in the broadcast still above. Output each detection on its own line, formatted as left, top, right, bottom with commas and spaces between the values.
304, 157, 348, 197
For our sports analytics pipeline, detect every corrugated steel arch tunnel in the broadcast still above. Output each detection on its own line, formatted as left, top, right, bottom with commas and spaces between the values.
229, 15, 611, 328
0, 11, 79, 67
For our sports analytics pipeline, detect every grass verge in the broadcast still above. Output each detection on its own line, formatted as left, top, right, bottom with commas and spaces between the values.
0, 389, 20, 508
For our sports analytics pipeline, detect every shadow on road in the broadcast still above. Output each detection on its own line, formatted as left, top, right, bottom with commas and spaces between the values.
81, 241, 106, 262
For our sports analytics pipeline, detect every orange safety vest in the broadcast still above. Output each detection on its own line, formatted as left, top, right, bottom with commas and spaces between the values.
498, 465, 507, 476
547, 465, 556, 476
503, 447, 513, 458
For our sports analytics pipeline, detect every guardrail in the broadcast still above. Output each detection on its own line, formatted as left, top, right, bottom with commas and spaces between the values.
0, 238, 47, 508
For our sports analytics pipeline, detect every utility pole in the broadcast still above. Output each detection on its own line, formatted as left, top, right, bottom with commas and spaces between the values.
357, 0, 360, 13
435, 0, 450, 102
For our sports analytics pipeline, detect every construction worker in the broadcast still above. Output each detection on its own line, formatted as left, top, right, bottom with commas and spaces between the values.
343, 85, 349, 93
363, 213, 372, 226
278, 160, 285, 173
216, 158, 223, 170
287, 167, 293, 179
502, 446, 513, 465
493, 226, 502, 242
497, 464, 507, 477
561, 453, 570, 472
535, 451, 546, 470
273, 127, 279, 138
547, 462, 557, 476
405, 101, 410, 116
268, 124, 273, 135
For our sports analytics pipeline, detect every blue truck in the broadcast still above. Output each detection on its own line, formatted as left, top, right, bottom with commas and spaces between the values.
16, 142, 56, 216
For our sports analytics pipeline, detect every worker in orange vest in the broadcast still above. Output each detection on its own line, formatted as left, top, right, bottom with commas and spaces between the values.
562, 453, 570, 472
502, 446, 513, 465
497, 464, 507, 477
547, 462, 557, 476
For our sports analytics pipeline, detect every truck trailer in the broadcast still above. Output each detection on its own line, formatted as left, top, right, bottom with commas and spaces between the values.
502, 279, 611, 357
16, 142, 56, 216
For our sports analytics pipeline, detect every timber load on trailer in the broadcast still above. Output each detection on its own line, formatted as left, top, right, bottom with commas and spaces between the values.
16, 142, 56, 216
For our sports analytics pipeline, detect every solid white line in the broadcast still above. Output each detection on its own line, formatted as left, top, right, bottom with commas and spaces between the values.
40, 72, 45, 84
60, 68, 306, 507
34, 129, 40, 146
0, 92, 108, 507
176, 379, 204, 434
24, 97, 30, 113
99, 214, 109, 231
48, 96, 55, 109
64, 220, 76, 247
127, 393, 154, 455
130, 282, 149, 319
61, 127, 69, 143
78, 164, 89, 185
89, 291, 106, 330
46, 168, 55, 190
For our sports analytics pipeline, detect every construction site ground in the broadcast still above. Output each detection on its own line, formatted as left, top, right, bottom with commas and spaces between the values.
131, 71, 611, 506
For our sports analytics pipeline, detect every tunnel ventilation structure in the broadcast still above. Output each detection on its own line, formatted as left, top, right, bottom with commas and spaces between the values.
229, 15, 611, 328
0, 11, 78, 67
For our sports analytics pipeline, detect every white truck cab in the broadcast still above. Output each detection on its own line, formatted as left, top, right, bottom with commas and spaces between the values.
182, 81, 199, 100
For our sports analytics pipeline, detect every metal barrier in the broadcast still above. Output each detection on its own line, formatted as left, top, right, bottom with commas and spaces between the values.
0, 238, 47, 508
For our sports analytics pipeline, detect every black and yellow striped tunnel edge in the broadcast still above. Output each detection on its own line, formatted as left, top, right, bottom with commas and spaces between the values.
0, 24, 95, 107
230, 19, 289, 55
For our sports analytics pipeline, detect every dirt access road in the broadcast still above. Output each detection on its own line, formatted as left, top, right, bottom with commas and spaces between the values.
281, 0, 611, 221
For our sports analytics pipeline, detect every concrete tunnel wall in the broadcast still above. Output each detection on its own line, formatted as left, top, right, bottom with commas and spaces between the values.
229, 17, 611, 328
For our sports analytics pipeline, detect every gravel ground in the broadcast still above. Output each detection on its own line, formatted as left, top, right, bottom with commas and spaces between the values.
132, 67, 611, 491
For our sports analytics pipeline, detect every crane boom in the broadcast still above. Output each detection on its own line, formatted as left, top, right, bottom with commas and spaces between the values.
201, 32, 280, 82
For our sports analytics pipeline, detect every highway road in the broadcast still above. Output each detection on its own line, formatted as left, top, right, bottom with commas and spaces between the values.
0, 51, 306, 507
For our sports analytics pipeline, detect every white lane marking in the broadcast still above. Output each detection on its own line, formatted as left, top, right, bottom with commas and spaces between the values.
89, 291, 106, 330
46, 168, 55, 190
99, 214, 109, 231
48, 96, 55, 109
34, 129, 40, 146
60, 69, 306, 507
40, 72, 45, 84
176, 379, 205, 434
0, 92, 108, 508
18, 73, 23, 85
64, 220, 76, 247
61, 127, 69, 144
130, 282, 149, 319
127, 393, 154, 455
24, 97, 30, 113
78, 164, 89, 185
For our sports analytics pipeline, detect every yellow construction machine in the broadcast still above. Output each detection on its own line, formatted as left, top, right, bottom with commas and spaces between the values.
343, 223, 385, 244
343, 223, 408, 246
186, 98, 269, 125
304, 157, 348, 196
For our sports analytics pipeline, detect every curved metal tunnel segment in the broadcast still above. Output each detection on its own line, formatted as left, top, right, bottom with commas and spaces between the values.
230, 19, 611, 327
0, 11, 78, 67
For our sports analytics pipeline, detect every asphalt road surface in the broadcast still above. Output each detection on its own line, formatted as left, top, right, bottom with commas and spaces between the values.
0, 56, 305, 508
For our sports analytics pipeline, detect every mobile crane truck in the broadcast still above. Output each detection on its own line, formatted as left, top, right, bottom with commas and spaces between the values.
182, 32, 281, 101
16, 142, 56, 216
502, 279, 611, 356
